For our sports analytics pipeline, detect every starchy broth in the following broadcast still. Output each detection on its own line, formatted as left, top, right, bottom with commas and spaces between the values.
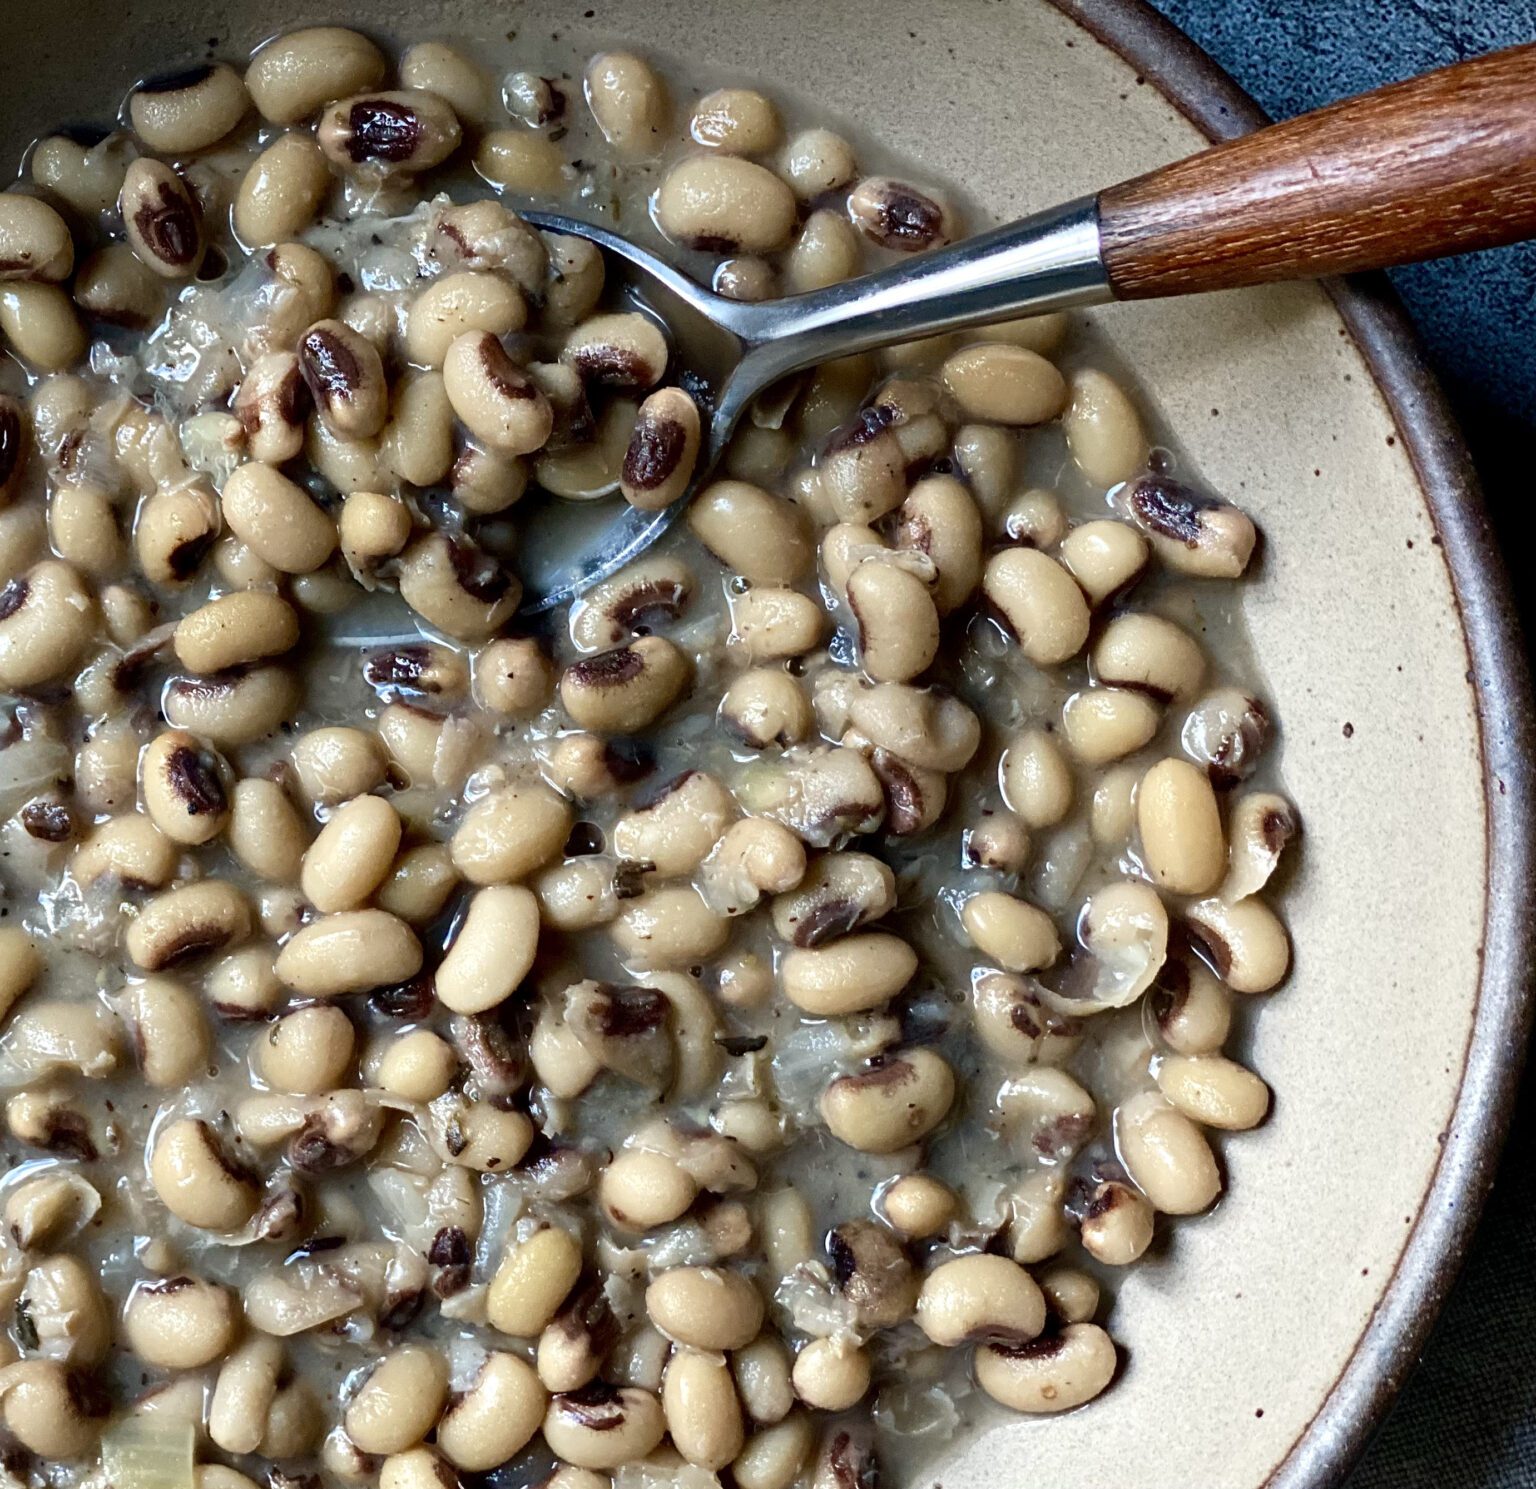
0, 28, 1293, 1489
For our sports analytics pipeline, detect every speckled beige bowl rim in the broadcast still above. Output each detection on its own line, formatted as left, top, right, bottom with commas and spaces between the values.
1050, 2, 1536, 1482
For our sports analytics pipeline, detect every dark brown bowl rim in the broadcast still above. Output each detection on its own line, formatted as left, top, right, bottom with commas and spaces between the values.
1048, 2, 1536, 1484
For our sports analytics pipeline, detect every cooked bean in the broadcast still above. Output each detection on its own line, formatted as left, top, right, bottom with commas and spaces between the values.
1118, 472, 1259, 579
0, 560, 97, 688
952, 422, 1016, 515
1093, 612, 1206, 701
1115, 1089, 1221, 1214
275, 910, 422, 997
131, 480, 218, 586
1061, 687, 1160, 765
220, 460, 337, 573
297, 318, 387, 439
451, 781, 571, 884
974, 1324, 1118, 1413
646, 1266, 763, 1351
879, 1173, 957, 1239
942, 343, 1066, 424
544, 1384, 666, 1469
964, 812, 1032, 873
174, 591, 299, 674
1181, 687, 1270, 786
300, 793, 402, 911
584, 51, 669, 153
223, 782, 305, 886
1184, 894, 1290, 993
163, 666, 299, 747
344, 1345, 448, 1454
655, 154, 796, 253
0, 192, 74, 283
14, 1253, 109, 1365
781, 932, 916, 1015
318, 90, 462, 174
437, 1352, 548, 1470
120, 159, 204, 279
401, 41, 493, 124
396, 531, 519, 640
1060, 519, 1149, 606
437, 885, 540, 1013
820, 1048, 955, 1153
149, 1117, 257, 1230
1222, 790, 1298, 900
0, 926, 41, 1021
1077, 1180, 1155, 1266
73, 244, 164, 330
127, 879, 251, 970
621, 387, 701, 510
1136, 757, 1226, 894
984, 548, 1090, 665
962, 891, 1060, 972
1156, 1053, 1270, 1130
719, 668, 812, 749
1151, 954, 1232, 1055
611, 770, 732, 877
610, 886, 729, 968
663, 1349, 744, 1470
208, 1336, 284, 1452
916, 1254, 1045, 1346
892, 475, 983, 614
487, 1225, 583, 1337
791, 1338, 870, 1411
560, 636, 691, 733
689, 86, 780, 154
407, 271, 526, 369
123, 1274, 238, 1368
0, 1358, 106, 1458
844, 682, 981, 773
561, 312, 669, 393
234, 133, 332, 247
999, 486, 1068, 548
848, 176, 955, 251
443, 330, 554, 455
844, 560, 938, 683
690, 480, 813, 583
476, 129, 569, 193
1063, 368, 1149, 486
998, 728, 1074, 829
137, 729, 229, 849
338, 489, 412, 578
129, 63, 249, 152
779, 127, 857, 198
503, 71, 566, 128
245, 27, 385, 123
0, 281, 86, 369
728, 585, 823, 663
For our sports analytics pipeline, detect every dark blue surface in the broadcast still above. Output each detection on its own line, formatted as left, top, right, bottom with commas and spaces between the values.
1151, 3, 1536, 1485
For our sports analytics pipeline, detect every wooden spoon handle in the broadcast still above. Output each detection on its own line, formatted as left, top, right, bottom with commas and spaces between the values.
1099, 42, 1536, 298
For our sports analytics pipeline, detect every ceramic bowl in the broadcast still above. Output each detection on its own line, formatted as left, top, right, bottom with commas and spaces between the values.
4, 3, 1532, 1485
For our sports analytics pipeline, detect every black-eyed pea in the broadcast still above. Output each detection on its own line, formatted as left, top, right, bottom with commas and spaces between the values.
879, 1173, 957, 1240
128, 62, 249, 153
654, 154, 796, 253
781, 932, 916, 1015
621, 387, 701, 510
646, 1266, 764, 1352
229, 351, 307, 465
44, 482, 121, 578
123, 1274, 238, 1369
700, 817, 807, 916
544, 1384, 666, 1469
844, 683, 981, 773
585, 50, 669, 153
74, 717, 145, 817
376, 1029, 457, 1101
711, 1095, 783, 1151
406, 271, 526, 369
1061, 687, 1161, 765
0, 1358, 106, 1459
893, 475, 983, 615
204, 947, 282, 1022
127, 880, 252, 972
297, 318, 387, 440
0, 281, 86, 369
208, 1336, 284, 1453
14, 1254, 109, 1365
305, 415, 383, 494
974, 1324, 1118, 1414
1090, 763, 1141, 847
952, 423, 1016, 516
999, 486, 1068, 548
560, 636, 690, 734
318, 90, 462, 174
258, 1004, 355, 1094
486, 1225, 582, 1337
437, 885, 540, 1014
119, 159, 204, 279
557, 315, 667, 398
372, 842, 457, 926
220, 461, 337, 574
434, 1351, 547, 1469
962, 891, 1060, 973
426, 1092, 532, 1171
731, 1336, 794, 1426
1137, 757, 1226, 895
476, 129, 569, 193
164, 666, 300, 748
1118, 473, 1258, 579
291, 730, 384, 809
819, 521, 887, 597
1150, 954, 1232, 1055
826, 1219, 918, 1329
452, 442, 528, 514
337, 490, 412, 580
848, 177, 956, 252
298, 793, 402, 912
1185, 894, 1290, 993
779, 126, 856, 198
1037, 1265, 1100, 1325
844, 559, 938, 683
569, 556, 693, 653
397, 531, 520, 641
769, 851, 895, 947
212, 533, 280, 592
443, 330, 555, 455
0, 560, 97, 690
786, 209, 861, 293
1060, 519, 1150, 606
534, 856, 625, 931
664, 1348, 745, 1470
173, 591, 299, 676
719, 668, 812, 749
451, 782, 572, 884
227, 778, 308, 883
734, 1414, 816, 1489
234, 133, 333, 247
941, 342, 1067, 425
728, 586, 825, 663
73, 243, 165, 330
136, 477, 224, 585
689, 480, 813, 584
69, 813, 177, 891
816, 410, 907, 524
791, 1338, 870, 1411
257, 885, 308, 940
1115, 1089, 1222, 1214
870, 748, 947, 836
0, 192, 74, 283
121, 976, 210, 1087
964, 812, 1032, 873
612, 770, 733, 877
820, 1048, 954, 1153
915, 1254, 1045, 1347
971, 311, 1070, 355
599, 1148, 699, 1230
611, 886, 729, 969
381, 1448, 461, 1489
1156, 1053, 1270, 1131
983, 548, 1090, 665
0, 926, 41, 1023
276, 910, 422, 997
1094, 612, 1207, 702
344, 1345, 449, 1455
541, 231, 605, 329
3, 1169, 100, 1250
1181, 688, 1271, 787
244, 27, 384, 123
690, 86, 780, 154
502, 70, 566, 128
1078, 1180, 1155, 1266
137, 728, 229, 848
1063, 368, 1149, 486
401, 41, 493, 123
148, 1117, 258, 1230
3, 1000, 119, 1081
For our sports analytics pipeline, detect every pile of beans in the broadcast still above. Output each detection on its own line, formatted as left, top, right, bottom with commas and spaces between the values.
0, 25, 1295, 1489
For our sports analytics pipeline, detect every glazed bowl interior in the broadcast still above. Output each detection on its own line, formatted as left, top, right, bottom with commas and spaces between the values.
3, 3, 1526, 1487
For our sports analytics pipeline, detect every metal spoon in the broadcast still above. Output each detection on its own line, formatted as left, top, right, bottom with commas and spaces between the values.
351, 42, 1536, 640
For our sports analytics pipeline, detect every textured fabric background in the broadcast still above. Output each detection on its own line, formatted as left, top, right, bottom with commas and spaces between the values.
1149, 3, 1536, 1485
